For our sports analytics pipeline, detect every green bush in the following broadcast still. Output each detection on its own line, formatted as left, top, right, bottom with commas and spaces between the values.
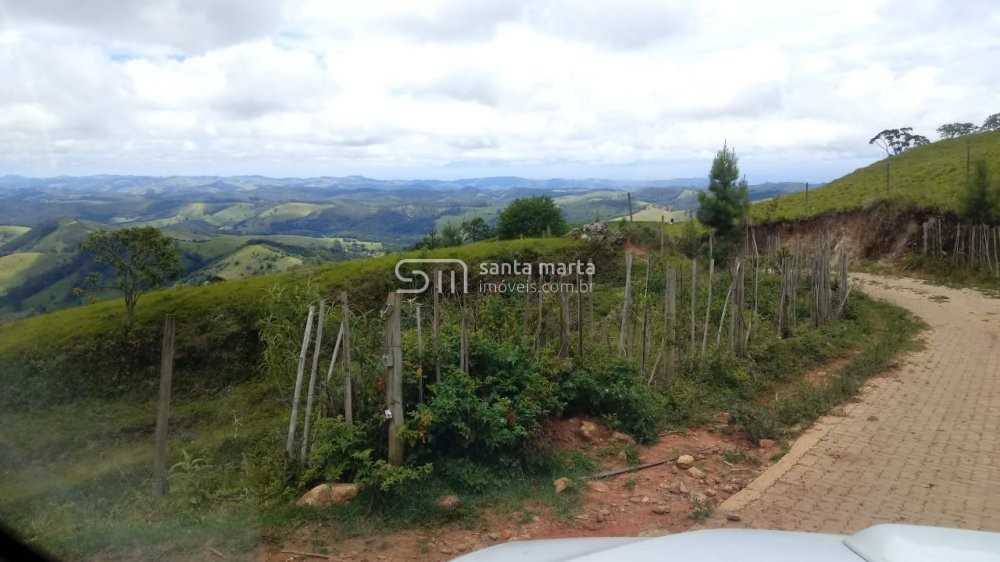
559, 357, 666, 443
404, 338, 561, 461
301, 416, 368, 485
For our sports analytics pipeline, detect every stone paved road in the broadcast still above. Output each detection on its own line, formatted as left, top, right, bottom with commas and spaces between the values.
713, 273, 1000, 533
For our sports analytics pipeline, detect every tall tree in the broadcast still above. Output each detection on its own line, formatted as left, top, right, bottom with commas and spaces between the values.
936, 122, 979, 139
495, 196, 567, 239
982, 113, 1000, 132
868, 127, 930, 156
78, 227, 182, 328
695, 144, 749, 237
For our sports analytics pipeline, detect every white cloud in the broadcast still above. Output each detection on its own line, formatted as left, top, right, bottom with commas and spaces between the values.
0, 0, 997, 180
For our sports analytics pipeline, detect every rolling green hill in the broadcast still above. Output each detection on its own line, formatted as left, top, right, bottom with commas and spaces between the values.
0, 220, 384, 316
0, 225, 30, 246
0, 237, 583, 387
754, 130, 1000, 222
198, 243, 304, 280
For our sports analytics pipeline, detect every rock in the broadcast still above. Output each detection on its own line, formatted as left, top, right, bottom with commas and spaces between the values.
705, 489, 718, 498
759, 438, 777, 449
675, 454, 695, 470
501, 529, 513, 540
296, 482, 358, 507
720, 484, 736, 493
687, 466, 706, 479
439, 547, 453, 555
727, 513, 742, 522
678, 481, 690, 495
641, 496, 650, 504
600, 507, 611, 516
437, 494, 461, 509
554, 477, 573, 493
587, 481, 610, 493
488, 533, 499, 541
651, 504, 670, 515
578, 421, 599, 441
670, 466, 679, 474
610, 431, 635, 444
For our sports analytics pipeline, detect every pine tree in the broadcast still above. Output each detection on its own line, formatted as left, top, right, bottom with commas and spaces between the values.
695, 144, 750, 237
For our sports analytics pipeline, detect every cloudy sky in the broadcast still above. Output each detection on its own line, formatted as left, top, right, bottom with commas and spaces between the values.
1, 0, 996, 182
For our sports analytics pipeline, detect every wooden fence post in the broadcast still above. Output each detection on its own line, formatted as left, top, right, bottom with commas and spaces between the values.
664, 267, 676, 381
152, 313, 176, 500
460, 299, 469, 374
301, 301, 326, 462
587, 265, 595, 342
690, 258, 697, 354
385, 292, 404, 465
286, 306, 315, 457
415, 303, 424, 403
618, 254, 633, 358
559, 285, 571, 359
640, 258, 651, 371
576, 273, 584, 357
341, 293, 353, 426
434, 273, 442, 383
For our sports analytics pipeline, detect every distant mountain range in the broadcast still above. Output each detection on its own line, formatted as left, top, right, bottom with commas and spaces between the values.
0, 174, 816, 318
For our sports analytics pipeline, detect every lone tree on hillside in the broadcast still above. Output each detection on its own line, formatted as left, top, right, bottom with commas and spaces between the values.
936, 122, 979, 139
78, 227, 182, 329
982, 113, 1000, 132
495, 196, 567, 239
868, 127, 930, 156
695, 144, 750, 237
960, 160, 998, 224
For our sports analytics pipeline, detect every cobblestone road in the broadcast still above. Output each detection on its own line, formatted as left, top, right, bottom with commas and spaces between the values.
713, 273, 1000, 533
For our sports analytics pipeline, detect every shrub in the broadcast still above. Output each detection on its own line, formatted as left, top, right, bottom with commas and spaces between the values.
559, 358, 666, 443
301, 416, 368, 485
728, 403, 779, 442
404, 339, 561, 461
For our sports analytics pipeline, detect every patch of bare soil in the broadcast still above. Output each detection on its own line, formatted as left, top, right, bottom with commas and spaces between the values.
259, 418, 780, 562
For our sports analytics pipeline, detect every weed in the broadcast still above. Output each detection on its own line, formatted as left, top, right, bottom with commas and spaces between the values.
722, 448, 760, 467
689, 496, 716, 522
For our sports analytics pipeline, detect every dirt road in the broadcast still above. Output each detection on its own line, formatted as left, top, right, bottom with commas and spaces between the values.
712, 273, 1000, 533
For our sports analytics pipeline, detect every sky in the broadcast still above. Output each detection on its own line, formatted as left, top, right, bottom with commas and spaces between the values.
0, 0, 997, 182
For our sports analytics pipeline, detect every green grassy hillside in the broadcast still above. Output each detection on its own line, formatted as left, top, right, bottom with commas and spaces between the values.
0, 225, 30, 246
0, 237, 583, 397
753, 131, 1000, 222
199, 243, 305, 279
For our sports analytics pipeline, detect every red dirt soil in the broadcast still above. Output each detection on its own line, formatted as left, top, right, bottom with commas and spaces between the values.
259, 417, 781, 562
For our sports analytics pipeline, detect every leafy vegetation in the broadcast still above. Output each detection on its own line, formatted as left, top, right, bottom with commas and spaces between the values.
959, 160, 998, 224
0, 229, 922, 559
696, 144, 749, 238
78, 227, 183, 328
496, 196, 568, 239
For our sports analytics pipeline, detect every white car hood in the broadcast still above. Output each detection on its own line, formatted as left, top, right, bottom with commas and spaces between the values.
451, 529, 855, 562
452, 525, 1000, 562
